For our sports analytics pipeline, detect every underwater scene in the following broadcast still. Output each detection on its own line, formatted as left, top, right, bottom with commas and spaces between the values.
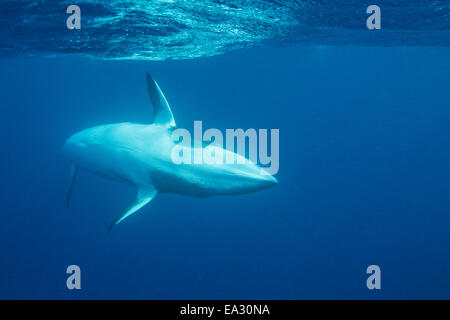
0, 1, 450, 299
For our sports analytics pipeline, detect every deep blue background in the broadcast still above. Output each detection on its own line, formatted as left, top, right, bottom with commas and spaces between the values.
1, 46, 450, 299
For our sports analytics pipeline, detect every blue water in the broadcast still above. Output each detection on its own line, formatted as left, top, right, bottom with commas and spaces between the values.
1, 1, 450, 60
1, 1, 450, 300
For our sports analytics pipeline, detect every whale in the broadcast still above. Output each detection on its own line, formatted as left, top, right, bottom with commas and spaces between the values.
63, 73, 278, 230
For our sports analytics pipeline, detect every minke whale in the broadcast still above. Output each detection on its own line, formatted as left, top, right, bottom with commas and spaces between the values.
63, 73, 278, 230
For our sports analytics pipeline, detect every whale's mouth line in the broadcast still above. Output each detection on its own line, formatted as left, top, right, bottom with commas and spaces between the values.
167, 120, 279, 176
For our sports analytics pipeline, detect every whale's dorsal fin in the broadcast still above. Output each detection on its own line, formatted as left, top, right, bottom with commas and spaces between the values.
108, 185, 158, 232
146, 72, 176, 128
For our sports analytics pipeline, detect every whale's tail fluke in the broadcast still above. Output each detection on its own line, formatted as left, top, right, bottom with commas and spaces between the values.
66, 165, 79, 208
108, 185, 158, 232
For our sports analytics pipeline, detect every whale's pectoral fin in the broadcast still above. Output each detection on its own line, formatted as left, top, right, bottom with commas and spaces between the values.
108, 185, 158, 232
146, 72, 176, 128
66, 165, 79, 208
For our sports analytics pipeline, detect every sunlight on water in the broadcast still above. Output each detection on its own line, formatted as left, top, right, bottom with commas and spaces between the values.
0, 1, 449, 60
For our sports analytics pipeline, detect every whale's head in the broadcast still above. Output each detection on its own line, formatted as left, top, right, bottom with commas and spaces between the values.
227, 164, 278, 194
257, 169, 279, 189
195, 146, 278, 195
